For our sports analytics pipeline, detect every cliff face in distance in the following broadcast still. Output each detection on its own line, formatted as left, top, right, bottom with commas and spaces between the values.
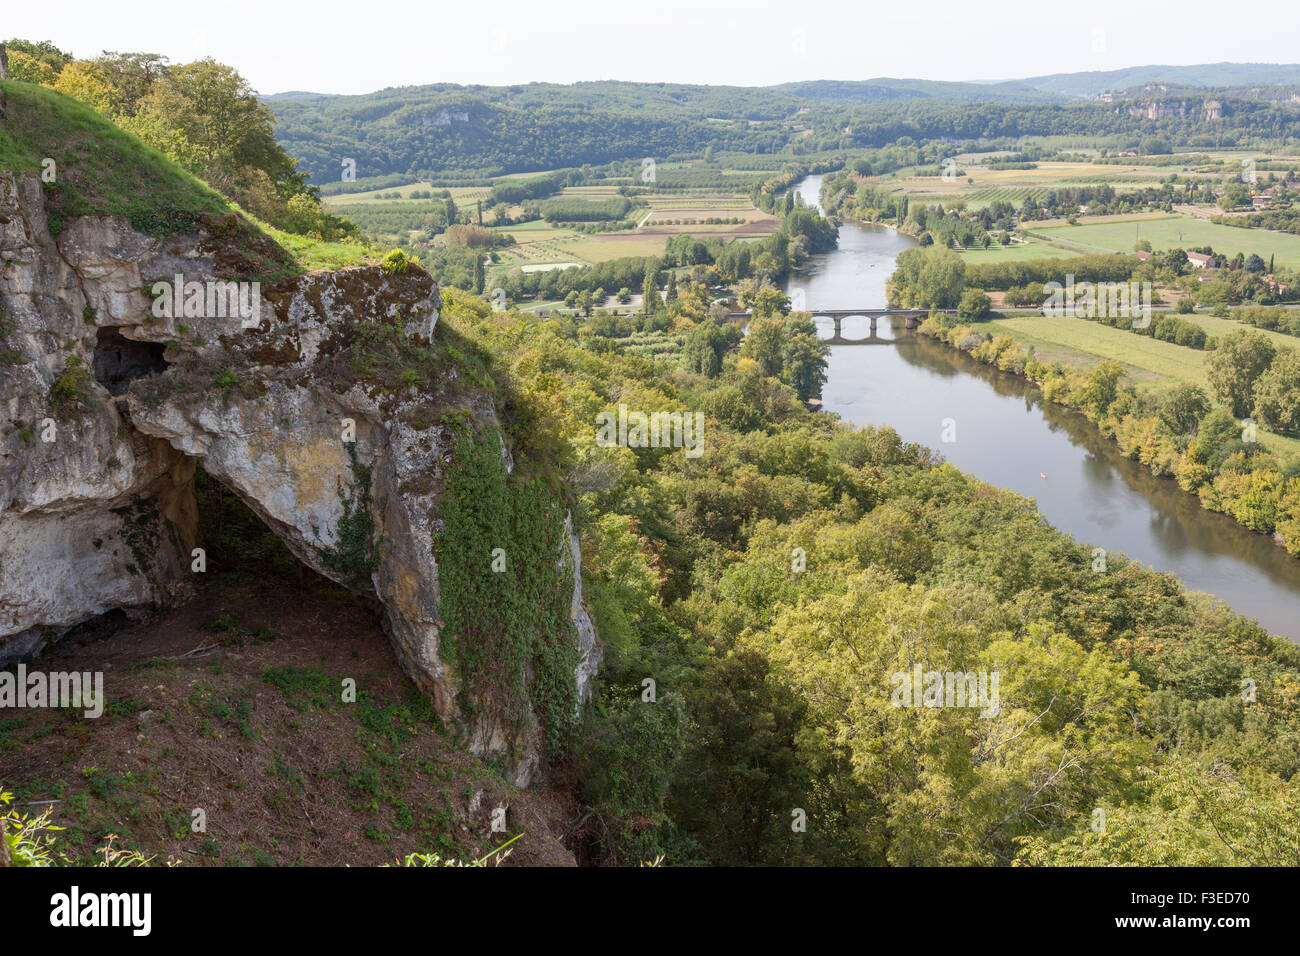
0, 110, 599, 786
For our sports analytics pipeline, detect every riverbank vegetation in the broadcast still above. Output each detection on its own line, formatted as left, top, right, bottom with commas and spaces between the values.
916, 313, 1300, 556
435, 289, 1300, 865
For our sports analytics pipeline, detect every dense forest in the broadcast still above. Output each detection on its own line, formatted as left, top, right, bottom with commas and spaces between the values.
267, 80, 1300, 184
430, 285, 1300, 865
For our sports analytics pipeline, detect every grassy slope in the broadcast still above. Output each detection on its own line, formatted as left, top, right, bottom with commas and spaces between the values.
0, 79, 379, 276
0, 79, 231, 236
990, 314, 1210, 384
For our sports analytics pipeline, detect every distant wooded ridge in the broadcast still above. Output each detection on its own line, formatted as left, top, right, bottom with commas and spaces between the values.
269, 63, 1300, 104
268, 66, 1300, 186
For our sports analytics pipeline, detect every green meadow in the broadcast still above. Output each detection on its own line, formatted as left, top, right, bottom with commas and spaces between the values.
1035, 215, 1300, 270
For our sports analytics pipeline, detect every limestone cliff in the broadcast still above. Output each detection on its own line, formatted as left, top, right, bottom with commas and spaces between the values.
0, 169, 599, 784
1121, 96, 1224, 122
1, 171, 198, 659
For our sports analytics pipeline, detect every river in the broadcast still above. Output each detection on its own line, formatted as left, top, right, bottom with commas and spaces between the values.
786, 173, 1300, 640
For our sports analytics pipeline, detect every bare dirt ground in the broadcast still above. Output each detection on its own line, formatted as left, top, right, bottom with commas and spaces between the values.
633, 220, 778, 238
0, 571, 579, 867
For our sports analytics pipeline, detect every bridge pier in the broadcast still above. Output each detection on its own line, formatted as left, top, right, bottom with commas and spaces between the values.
831, 315, 880, 338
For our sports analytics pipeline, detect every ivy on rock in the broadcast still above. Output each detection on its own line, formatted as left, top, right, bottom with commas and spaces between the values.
436, 427, 579, 762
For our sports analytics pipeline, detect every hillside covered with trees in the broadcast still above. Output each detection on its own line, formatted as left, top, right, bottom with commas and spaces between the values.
3, 38, 356, 241
266, 80, 1300, 185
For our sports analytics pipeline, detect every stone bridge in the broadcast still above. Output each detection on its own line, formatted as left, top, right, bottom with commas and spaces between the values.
728, 308, 954, 344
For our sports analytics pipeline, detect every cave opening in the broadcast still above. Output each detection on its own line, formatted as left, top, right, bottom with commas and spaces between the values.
92, 327, 169, 396
192, 465, 372, 606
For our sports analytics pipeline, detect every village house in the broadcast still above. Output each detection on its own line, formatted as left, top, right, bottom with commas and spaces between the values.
1186, 251, 1216, 269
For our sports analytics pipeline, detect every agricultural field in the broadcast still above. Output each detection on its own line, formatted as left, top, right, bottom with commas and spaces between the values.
641, 157, 782, 189
488, 182, 776, 275
1178, 311, 1300, 352
493, 228, 582, 266
987, 312, 1300, 458
322, 182, 491, 205
551, 235, 675, 262
876, 159, 1202, 210
1190, 150, 1300, 168
1033, 211, 1174, 230
1033, 214, 1300, 270
957, 238, 1076, 264
989, 313, 1210, 385
321, 183, 496, 245
641, 193, 771, 225
874, 154, 1233, 212
320, 160, 779, 278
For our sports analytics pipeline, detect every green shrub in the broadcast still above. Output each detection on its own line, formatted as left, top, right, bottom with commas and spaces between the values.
48, 357, 93, 413
381, 249, 409, 275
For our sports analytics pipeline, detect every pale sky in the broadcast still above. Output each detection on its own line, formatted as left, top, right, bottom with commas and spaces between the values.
8, 0, 1300, 96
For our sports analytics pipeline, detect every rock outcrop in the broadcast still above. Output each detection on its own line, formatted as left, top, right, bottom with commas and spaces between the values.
0, 169, 599, 783
1122, 96, 1224, 122
563, 512, 602, 704
1, 172, 199, 660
